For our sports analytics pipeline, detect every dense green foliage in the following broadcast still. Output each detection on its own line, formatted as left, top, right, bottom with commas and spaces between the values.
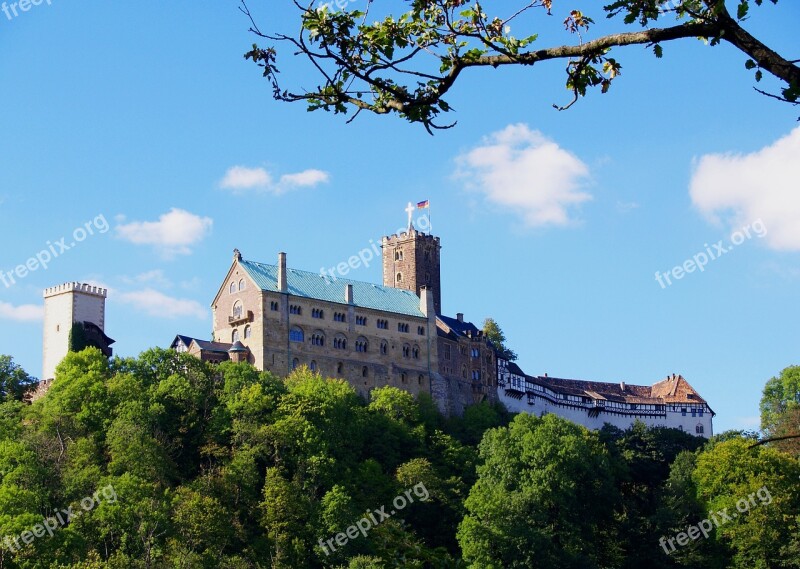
0, 356, 36, 402
480, 319, 516, 362
0, 349, 797, 568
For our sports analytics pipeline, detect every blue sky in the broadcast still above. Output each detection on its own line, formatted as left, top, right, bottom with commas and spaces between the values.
1, 1, 798, 433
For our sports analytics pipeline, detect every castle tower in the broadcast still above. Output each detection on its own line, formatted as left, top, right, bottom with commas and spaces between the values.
382, 219, 442, 314
42, 282, 110, 381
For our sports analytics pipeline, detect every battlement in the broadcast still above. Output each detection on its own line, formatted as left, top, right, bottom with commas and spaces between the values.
382, 230, 440, 244
43, 282, 107, 298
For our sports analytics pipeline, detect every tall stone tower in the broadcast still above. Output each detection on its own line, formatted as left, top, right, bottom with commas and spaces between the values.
382, 223, 442, 315
42, 283, 111, 381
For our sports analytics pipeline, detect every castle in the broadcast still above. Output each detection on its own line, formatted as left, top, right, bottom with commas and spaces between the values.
169, 212, 715, 436
39, 211, 715, 436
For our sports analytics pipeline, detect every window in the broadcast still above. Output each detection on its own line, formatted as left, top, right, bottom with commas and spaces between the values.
362, 366, 369, 378
311, 332, 325, 346
444, 344, 451, 360
417, 326, 425, 336
398, 323, 409, 333
402, 344, 410, 358
334, 312, 347, 322
377, 319, 388, 330
334, 335, 348, 350
289, 326, 304, 343
233, 301, 243, 319
462, 365, 467, 379
337, 362, 343, 375
401, 373, 407, 384
418, 374, 424, 385
696, 424, 704, 434
380, 340, 388, 355
472, 370, 481, 381
471, 348, 479, 358
292, 358, 299, 370
396, 273, 402, 282
238, 278, 246, 291
270, 301, 279, 311
290, 305, 302, 315
312, 308, 324, 319
310, 360, 317, 372
356, 315, 367, 326
244, 325, 251, 339
681, 408, 687, 416
412, 345, 420, 359
355, 338, 368, 353
232, 329, 240, 343
699, 409, 704, 417
229, 282, 236, 294
691, 408, 697, 417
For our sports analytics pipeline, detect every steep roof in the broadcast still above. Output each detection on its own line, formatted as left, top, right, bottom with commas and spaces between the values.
191, 339, 233, 354
239, 259, 425, 318
438, 314, 480, 336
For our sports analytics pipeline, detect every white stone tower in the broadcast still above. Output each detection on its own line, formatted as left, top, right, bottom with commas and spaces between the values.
42, 282, 108, 381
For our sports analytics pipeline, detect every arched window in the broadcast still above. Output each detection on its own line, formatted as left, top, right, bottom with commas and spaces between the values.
355, 337, 368, 353
289, 326, 304, 343
362, 366, 369, 378
396, 272, 402, 282
244, 325, 252, 339
238, 278, 246, 291
310, 360, 317, 372
402, 344, 410, 358
311, 331, 325, 346
418, 374, 424, 385
696, 424, 704, 434
232, 329, 240, 343
380, 340, 388, 355
229, 282, 236, 294
292, 358, 299, 370
334, 335, 348, 350
412, 345, 420, 359
400, 373, 407, 384
232, 300, 243, 319
337, 362, 343, 375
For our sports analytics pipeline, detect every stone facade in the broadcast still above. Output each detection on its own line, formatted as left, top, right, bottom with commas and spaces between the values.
382, 226, 442, 315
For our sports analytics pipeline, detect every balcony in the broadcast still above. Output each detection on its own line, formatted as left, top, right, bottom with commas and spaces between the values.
228, 310, 253, 326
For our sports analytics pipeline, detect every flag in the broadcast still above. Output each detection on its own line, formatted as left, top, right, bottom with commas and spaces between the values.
417, 200, 429, 209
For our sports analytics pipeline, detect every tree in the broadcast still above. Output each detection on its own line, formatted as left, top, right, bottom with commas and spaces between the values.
0, 355, 37, 401
760, 364, 800, 437
457, 413, 619, 568
481, 318, 517, 361
242, 0, 800, 132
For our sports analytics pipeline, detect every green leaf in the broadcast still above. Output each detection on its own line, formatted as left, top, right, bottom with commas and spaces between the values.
653, 44, 663, 58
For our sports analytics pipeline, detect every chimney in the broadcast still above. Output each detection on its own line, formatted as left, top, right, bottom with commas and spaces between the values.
233, 248, 242, 262
620, 381, 626, 391
420, 287, 436, 323
345, 284, 353, 304
456, 312, 464, 322
278, 252, 287, 292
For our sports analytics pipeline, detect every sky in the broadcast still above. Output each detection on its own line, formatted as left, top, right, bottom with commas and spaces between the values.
1, 1, 798, 434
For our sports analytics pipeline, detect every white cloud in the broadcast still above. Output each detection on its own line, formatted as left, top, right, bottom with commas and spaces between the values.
219, 165, 329, 195
690, 126, 800, 251
455, 124, 592, 227
0, 302, 44, 322
117, 289, 206, 319
116, 208, 213, 257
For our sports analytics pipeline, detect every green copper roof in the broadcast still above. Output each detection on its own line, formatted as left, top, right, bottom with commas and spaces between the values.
239, 260, 426, 318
